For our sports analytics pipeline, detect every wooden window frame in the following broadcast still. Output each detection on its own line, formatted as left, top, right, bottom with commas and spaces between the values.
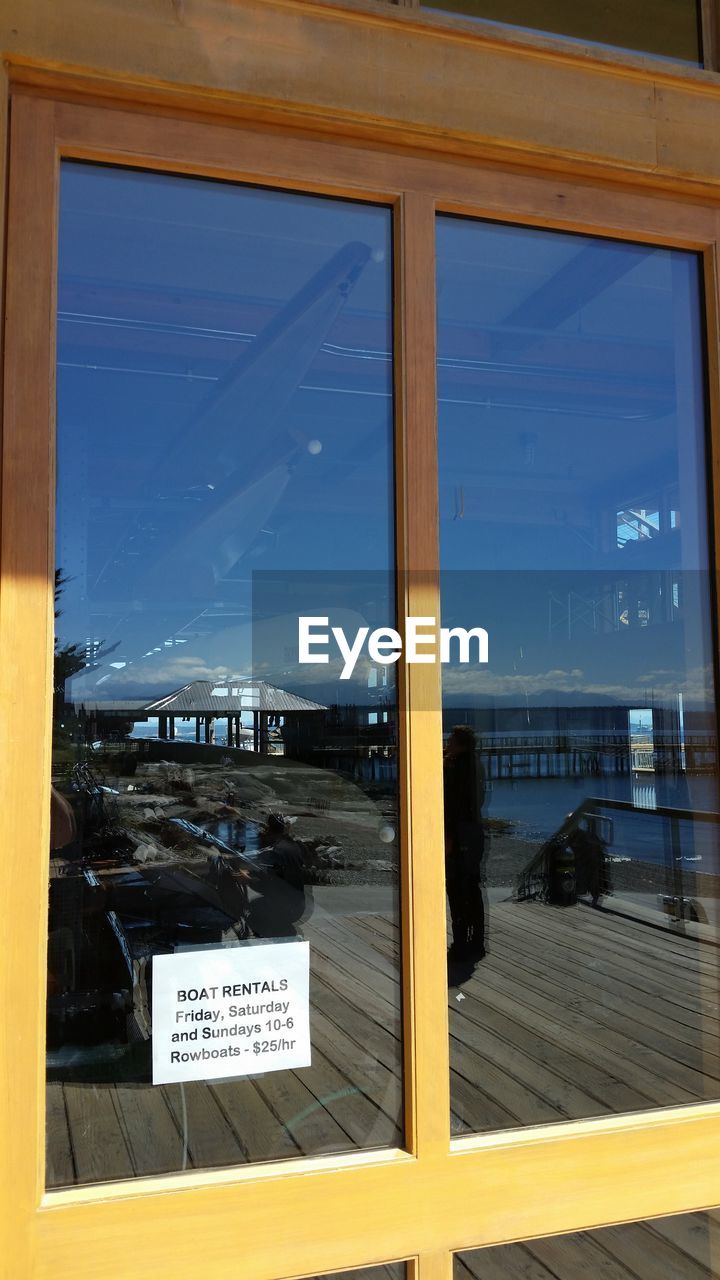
3, 89, 720, 1280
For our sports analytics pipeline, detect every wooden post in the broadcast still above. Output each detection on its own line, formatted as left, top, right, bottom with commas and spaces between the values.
158, 714, 167, 739
204, 717, 211, 744
227, 715, 233, 747
195, 717, 201, 743
169, 716, 175, 740
253, 710, 259, 753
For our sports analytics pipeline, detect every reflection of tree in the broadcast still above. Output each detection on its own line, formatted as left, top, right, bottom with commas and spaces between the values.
54, 569, 86, 700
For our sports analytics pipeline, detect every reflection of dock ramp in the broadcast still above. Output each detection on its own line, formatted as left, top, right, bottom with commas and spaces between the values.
516, 802, 611, 907
516, 795, 718, 931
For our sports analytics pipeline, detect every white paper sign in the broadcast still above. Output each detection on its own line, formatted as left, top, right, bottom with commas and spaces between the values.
151, 941, 311, 1085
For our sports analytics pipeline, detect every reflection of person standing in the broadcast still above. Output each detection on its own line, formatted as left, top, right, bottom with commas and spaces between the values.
443, 725, 486, 962
249, 814, 313, 938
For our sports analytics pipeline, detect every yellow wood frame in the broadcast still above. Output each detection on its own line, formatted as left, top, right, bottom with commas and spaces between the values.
4, 86, 720, 1280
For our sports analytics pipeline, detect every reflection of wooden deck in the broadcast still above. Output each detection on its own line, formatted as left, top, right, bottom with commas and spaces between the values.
449, 898, 720, 1132
47, 911, 404, 1189
48, 898, 720, 1222
458, 1211, 720, 1280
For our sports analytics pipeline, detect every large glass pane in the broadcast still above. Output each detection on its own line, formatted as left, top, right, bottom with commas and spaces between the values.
421, 0, 701, 65
47, 162, 401, 1187
437, 216, 720, 1134
457, 1211, 720, 1277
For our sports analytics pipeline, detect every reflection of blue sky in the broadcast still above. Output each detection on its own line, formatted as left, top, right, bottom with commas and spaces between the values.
56, 164, 394, 703
437, 570, 714, 712
57, 171, 718, 731
436, 217, 715, 716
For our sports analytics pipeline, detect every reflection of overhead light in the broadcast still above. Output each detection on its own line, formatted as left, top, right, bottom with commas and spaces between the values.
109, 661, 126, 669
307, 439, 322, 455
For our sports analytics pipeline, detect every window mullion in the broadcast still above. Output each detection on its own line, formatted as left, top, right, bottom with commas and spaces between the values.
394, 190, 449, 1161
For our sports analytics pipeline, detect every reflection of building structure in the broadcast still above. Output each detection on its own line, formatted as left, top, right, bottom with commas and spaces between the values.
148, 679, 325, 753
73, 679, 325, 754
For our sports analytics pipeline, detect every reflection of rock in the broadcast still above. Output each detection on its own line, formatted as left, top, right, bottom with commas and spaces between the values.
101, 753, 399, 885
134, 841, 164, 865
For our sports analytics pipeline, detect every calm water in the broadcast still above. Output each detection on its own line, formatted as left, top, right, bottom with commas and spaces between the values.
487, 775, 720, 872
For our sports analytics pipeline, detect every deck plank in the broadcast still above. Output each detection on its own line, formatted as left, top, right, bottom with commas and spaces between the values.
252, 1068, 351, 1155
459, 1242, 572, 1279
475, 930, 718, 1091
504, 906, 720, 1028
454, 951, 704, 1106
647, 1211, 720, 1270
449, 982, 652, 1115
491, 911, 717, 1049
528, 1231, 644, 1279
597, 1222, 714, 1280
312, 974, 401, 1074
210, 1077, 301, 1163
114, 1083, 186, 1177
163, 1080, 246, 1170
310, 1008, 402, 1122
295, 1044, 401, 1149
63, 1084, 134, 1184
46, 1083, 75, 1188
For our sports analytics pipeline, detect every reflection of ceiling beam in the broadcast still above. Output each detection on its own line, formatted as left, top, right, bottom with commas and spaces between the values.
493, 243, 654, 357
92, 240, 372, 598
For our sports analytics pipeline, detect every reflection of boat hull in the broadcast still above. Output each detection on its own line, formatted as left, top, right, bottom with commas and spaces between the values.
47, 858, 249, 1056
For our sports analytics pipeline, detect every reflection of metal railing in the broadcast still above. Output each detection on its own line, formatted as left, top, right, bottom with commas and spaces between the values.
516, 796, 719, 932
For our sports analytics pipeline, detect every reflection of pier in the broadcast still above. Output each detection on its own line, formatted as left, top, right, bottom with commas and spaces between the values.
483, 736, 624, 780
480, 734, 715, 781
